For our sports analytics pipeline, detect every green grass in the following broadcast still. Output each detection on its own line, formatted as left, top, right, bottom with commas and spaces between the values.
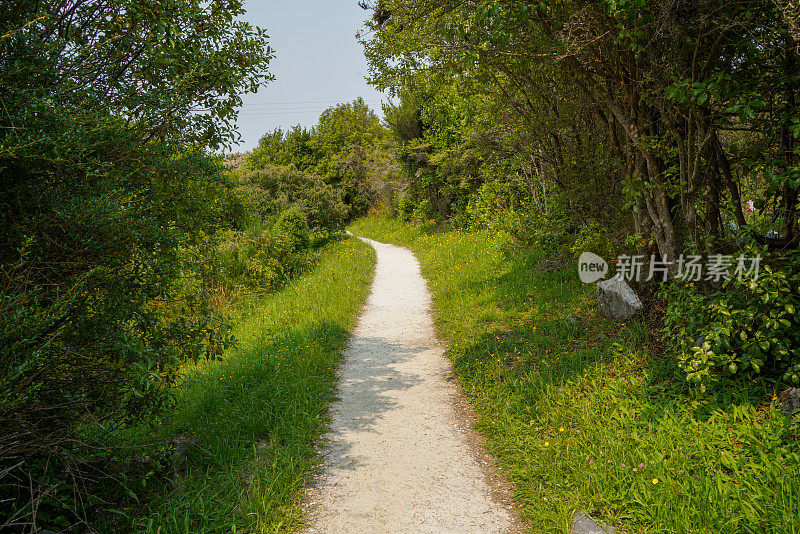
349, 216, 800, 534
127, 237, 375, 533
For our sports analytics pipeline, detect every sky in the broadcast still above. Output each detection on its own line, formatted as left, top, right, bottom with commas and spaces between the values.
230, 1, 386, 153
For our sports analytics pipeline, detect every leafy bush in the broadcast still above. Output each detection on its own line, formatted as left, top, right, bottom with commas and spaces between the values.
524, 212, 572, 255
394, 192, 415, 221
412, 198, 435, 222
569, 219, 616, 261
242, 99, 393, 222
0, 1, 271, 527
465, 181, 522, 234
216, 224, 316, 291
216, 167, 350, 296
662, 250, 800, 392
233, 165, 348, 231
274, 206, 311, 251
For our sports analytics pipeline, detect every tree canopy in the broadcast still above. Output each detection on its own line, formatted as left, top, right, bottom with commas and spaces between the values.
0, 1, 272, 528
362, 0, 800, 260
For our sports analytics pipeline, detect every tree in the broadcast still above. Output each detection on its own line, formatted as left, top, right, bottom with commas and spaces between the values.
0, 0, 272, 528
361, 0, 800, 259
243, 99, 395, 218
245, 126, 319, 172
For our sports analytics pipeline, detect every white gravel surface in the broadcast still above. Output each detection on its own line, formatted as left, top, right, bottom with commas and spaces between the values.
302, 237, 519, 533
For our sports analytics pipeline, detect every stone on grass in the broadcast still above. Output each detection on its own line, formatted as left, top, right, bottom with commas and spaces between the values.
781, 388, 800, 417
596, 276, 643, 320
572, 511, 615, 534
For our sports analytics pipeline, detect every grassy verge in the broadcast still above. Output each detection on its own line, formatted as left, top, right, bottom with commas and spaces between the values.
128, 237, 375, 533
349, 216, 800, 533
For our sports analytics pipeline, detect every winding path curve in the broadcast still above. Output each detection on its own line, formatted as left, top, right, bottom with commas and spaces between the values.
302, 237, 519, 533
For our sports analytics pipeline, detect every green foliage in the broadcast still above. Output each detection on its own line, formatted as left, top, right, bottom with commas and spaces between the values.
383, 90, 424, 143
393, 192, 415, 221
233, 165, 349, 231
570, 220, 616, 261
381, 80, 490, 222
212, 163, 353, 297
274, 206, 311, 252
244, 126, 318, 172
411, 198, 435, 222
128, 238, 375, 533
0, 0, 272, 528
216, 227, 313, 291
465, 181, 522, 234
663, 251, 800, 392
362, 0, 800, 270
243, 98, 395, 221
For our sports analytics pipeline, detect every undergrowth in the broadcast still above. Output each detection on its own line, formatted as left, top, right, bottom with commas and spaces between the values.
121, 237, 375, 533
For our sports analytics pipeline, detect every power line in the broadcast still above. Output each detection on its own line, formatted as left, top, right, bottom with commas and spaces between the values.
237, 110, 337, 116
235, 102, 388, 117
239, 98, 385, 105
195, 106, 381, 112
237, 103, 385, 111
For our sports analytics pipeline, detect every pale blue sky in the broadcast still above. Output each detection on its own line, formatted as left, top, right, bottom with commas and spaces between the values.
232, 1, 385, 153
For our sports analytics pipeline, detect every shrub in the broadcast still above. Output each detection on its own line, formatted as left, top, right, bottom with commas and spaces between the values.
216, 223, 316, 291
412, 198, 435, 222
465, 181, 521, 234
662, 249, 800, 392
394, 192, 415, 221
0, 0, 270, 525
233, 165, 349, 231
525, 211, 572, 255
274, 207, 311, 252
570, 219, 616, 261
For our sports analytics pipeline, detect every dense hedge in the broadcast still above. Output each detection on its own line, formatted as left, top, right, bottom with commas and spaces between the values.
0, 1, 271, 529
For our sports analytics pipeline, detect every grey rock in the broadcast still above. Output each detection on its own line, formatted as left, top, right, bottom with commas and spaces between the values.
171, 434, 197, 474
781, 388, 800, 418
596, 276, 644, 320
572, 511, 615, 534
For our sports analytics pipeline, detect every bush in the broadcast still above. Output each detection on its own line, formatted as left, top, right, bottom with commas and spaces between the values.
662, 249, 800, 392
274, 206, 311, 251
0, 0, 270, 527
394, 192, 415, 221
569, 219, 616, 261
233, 165, 349, 231
465, 181, 521, 234
525, 211, 572, 255
412, 198, 435, 222
216, 223, 316, 291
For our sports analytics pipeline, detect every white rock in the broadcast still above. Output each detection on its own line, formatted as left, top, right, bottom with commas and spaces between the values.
596, 277, 643, 319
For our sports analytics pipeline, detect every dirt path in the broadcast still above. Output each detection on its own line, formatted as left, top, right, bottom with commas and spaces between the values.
302, 237, 519, 533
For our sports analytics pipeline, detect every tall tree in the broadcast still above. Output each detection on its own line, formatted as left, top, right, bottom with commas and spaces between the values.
362, 0, 800, 258
0, 0, 273, 528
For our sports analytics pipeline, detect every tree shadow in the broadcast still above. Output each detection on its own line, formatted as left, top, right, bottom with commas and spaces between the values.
315, 333, 430, 472
446, 247, 617, 399
448, 244, 769, 426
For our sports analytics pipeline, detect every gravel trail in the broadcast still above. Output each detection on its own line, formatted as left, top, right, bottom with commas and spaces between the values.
302, 237, 519, 533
